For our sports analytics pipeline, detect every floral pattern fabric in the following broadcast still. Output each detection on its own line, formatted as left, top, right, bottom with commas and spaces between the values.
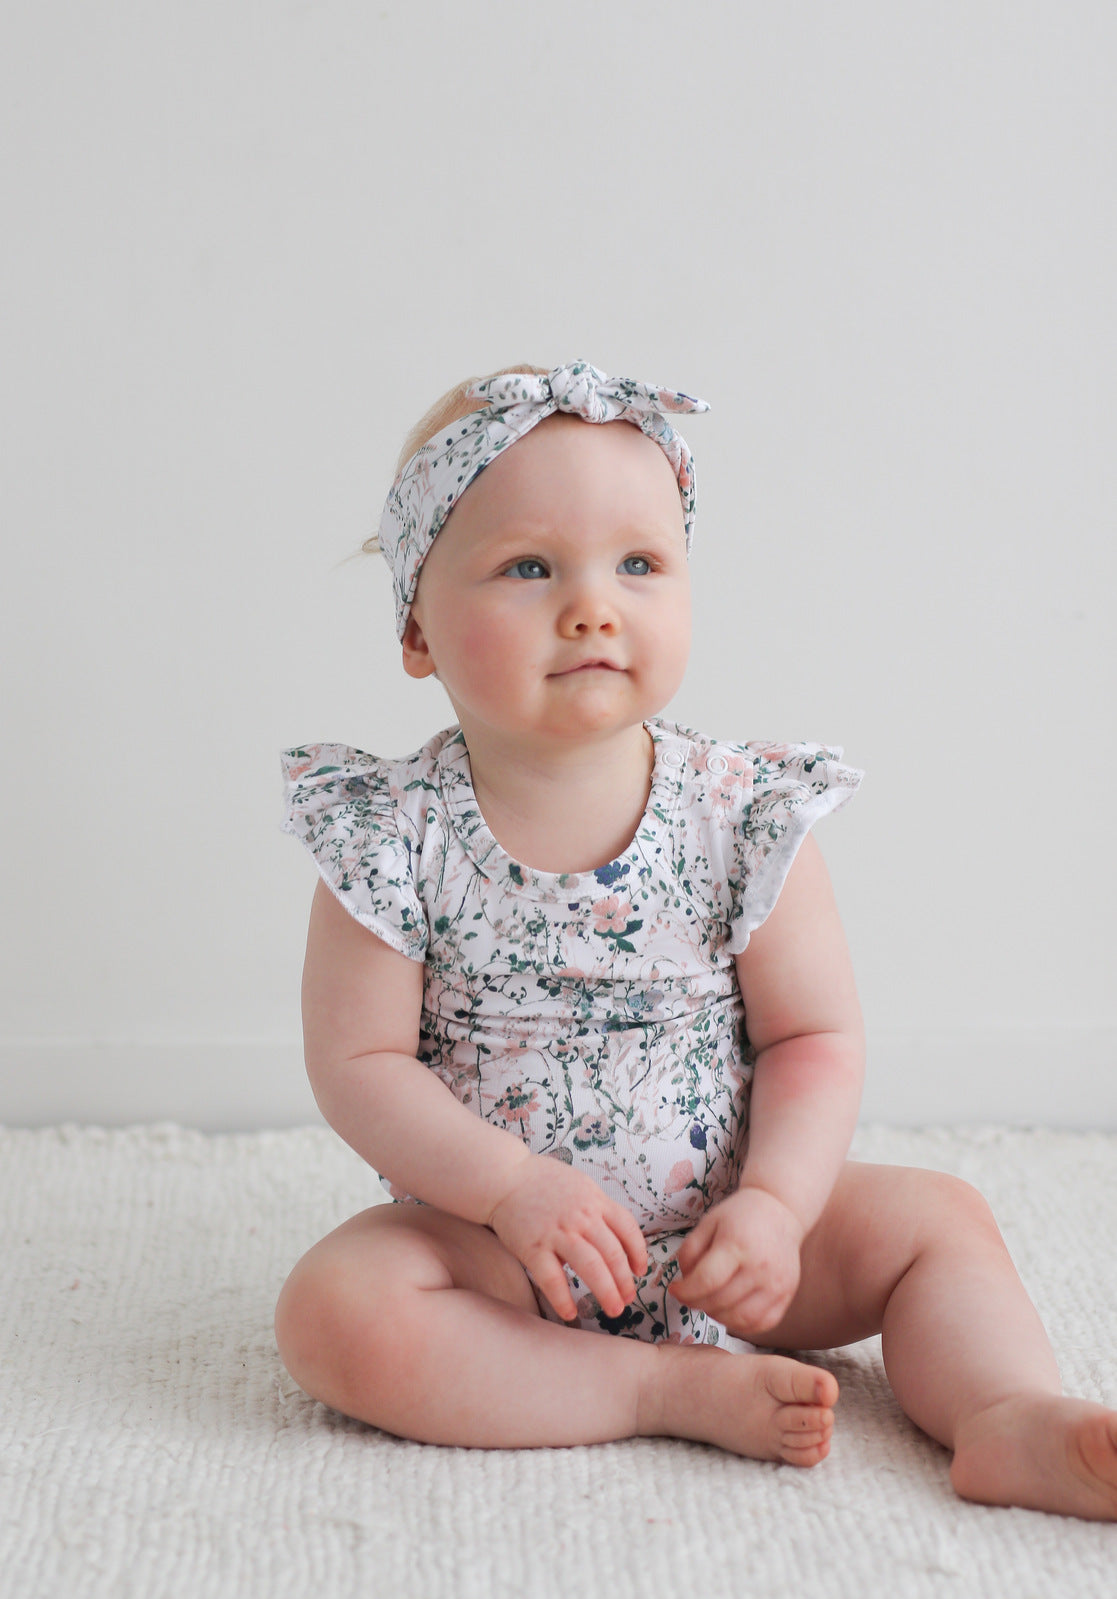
281, 719, 861, 1348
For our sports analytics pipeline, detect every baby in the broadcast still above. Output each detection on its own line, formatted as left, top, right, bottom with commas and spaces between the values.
277, 360, 1117, 1518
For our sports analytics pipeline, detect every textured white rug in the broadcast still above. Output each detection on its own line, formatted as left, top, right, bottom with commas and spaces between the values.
2, 1123, 1114, 1599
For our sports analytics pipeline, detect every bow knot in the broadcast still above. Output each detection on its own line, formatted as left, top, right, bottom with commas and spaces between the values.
470, 361, 709, 427
548, 360, 614, 421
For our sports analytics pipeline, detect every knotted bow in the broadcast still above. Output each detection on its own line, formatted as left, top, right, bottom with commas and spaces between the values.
469, 361, 709, 429
377, 360, 709, 638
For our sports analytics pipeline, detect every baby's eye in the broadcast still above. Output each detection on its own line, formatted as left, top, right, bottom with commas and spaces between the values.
619, 555, 652, 576
504, 557, 550, 580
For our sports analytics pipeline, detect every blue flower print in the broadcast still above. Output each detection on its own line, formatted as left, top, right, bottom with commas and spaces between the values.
593, 861, 630, 887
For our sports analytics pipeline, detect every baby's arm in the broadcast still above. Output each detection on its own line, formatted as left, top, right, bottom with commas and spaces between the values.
670, 835, 865, 1333
301, 881, 646, 1319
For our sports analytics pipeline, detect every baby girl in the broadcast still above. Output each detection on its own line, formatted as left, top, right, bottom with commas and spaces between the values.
277, 360, 1117, 1518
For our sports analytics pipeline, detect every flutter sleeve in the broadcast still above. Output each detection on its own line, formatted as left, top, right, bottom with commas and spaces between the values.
280, 744, 428, 962
726, 742, 863, 953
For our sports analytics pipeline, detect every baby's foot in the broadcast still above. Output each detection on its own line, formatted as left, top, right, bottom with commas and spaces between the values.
951, 1394, 1117, 1519
643, 1346, 839, 1466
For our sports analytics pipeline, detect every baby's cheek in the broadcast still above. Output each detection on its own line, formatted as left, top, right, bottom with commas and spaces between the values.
464, 624, 512, 668
450, 604, 511, 661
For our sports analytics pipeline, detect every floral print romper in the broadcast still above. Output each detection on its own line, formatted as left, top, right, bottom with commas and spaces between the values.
282, 718, 861, 1350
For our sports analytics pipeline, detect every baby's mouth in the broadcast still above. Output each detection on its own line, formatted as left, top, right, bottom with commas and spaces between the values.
555, 659, 622, 675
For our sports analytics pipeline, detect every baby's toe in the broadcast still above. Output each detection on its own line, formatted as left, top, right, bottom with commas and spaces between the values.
776, 1403, 834, 1466
780, 1433, 833, 1467
758, 1354, 838, 1410
781, 1403, 834, 1435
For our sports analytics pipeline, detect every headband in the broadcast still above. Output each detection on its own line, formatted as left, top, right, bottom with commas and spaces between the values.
376, 359, 709, 638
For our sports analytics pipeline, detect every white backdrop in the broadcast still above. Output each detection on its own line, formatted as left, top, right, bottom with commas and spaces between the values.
3, 2, 1114, 1129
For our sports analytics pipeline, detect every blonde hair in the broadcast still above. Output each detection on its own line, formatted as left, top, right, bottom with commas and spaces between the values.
362, 364, 548, 556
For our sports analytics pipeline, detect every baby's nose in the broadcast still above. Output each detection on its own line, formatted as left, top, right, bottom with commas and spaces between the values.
559, 585, 620, 635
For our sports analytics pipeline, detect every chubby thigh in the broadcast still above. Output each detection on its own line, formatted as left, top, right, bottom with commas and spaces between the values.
275, 1202, 544, 1407
282, 1203, 542, 1321
739, 1158, 1002, 1352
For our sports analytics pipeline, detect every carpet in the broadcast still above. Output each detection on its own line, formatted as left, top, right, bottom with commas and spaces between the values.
2, 1122, 1114, 1598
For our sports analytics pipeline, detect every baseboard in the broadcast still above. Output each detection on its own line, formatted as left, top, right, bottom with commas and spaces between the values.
0, 1040, 316, 1131
0, 1026, 1113, 1131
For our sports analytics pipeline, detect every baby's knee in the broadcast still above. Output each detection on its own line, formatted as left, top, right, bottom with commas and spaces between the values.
274, 1251, 362, 1398
911, 1169, 1001, 1246
274, 1224, 446, 1403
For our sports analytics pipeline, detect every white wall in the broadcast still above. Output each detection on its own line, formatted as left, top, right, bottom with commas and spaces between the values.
3, 2, 1114, 1129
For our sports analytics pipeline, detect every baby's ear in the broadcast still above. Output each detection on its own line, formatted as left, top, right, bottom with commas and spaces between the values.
401, 613, 438, 680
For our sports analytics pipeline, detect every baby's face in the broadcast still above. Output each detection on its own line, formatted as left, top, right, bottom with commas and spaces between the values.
403, 414, 691, 750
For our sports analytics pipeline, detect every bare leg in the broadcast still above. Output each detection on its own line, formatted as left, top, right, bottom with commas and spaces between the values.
745, 1163, 1117, 1519
275, 1204, 837, 1461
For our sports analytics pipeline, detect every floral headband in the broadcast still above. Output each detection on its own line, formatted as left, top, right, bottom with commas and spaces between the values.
376, 359, 709, 638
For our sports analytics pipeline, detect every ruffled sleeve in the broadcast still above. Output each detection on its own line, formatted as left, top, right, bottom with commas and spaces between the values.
280, 744, 428, 962
726, 742, 863, 953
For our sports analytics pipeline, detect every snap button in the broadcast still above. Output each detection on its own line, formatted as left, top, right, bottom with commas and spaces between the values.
706, 754, 728, 775
661, 748, 684, 768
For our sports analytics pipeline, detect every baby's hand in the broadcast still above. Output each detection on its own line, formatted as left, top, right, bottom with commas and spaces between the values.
487, 1155, 648, 1323
668, 1186, 804, 1337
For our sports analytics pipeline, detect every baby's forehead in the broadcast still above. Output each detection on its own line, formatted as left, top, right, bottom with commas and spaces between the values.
471, 412, 682, 494
436, 418, 686, 557
523, 410, 663, 450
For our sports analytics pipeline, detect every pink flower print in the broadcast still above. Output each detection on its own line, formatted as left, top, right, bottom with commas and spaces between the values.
695, 748, 752, 813
571, 1112, 615, 1151
593, 896, 633, 936
664, 1159, 696, 1200
751, 742, 798, 766
492, 1083, 539, 1130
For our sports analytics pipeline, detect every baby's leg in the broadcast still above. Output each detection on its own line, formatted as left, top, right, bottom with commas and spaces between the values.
752, 1163, 1117, 1519
274, 1204, 838, 1460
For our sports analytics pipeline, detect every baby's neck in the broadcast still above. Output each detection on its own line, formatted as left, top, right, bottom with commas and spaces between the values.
465, 723, 655, 875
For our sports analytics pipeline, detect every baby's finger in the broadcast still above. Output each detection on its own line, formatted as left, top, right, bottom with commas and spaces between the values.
691, 1267, 757, 1320
586, 1222, 640, 1308
531, 1256, 580, 1322
723, 1282, 789, 1336
672, 1239, 738, 1301
606, 1202, 649, 1277
562, 1237, 631, 1320
673, 1215, 715, 1276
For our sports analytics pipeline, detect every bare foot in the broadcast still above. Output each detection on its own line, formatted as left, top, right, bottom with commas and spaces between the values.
951, 1393, 1117, 1519
641, 1345, 839, 1465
